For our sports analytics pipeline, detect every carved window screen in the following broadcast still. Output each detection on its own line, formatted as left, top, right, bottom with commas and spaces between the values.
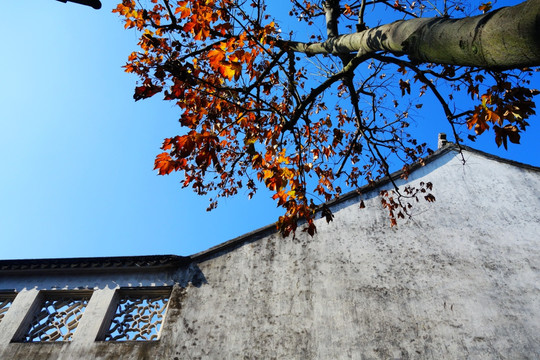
0, 293, 16, 323
101, 288, 171, 341
18, 291, 92, 342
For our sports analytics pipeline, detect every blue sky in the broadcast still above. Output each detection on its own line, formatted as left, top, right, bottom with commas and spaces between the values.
1, 0, 538, 259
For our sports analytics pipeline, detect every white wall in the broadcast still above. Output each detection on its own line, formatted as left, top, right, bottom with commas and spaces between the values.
0, 148, 539, 359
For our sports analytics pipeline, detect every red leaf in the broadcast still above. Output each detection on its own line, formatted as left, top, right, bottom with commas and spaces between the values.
133, 84, 162, 101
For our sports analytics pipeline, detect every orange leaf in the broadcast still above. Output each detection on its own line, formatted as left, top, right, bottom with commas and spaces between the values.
207, 48, 225, 69
133, 84, 162, 101
154, 152, 175, 175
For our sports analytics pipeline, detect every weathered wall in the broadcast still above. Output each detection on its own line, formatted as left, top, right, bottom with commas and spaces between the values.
172, 149, 540, 359
0, 267, 187, 360
1, 148, 539, 359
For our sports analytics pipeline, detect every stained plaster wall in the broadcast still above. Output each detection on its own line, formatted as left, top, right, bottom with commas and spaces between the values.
0, 265, 200, 360
1, 148, 539, 359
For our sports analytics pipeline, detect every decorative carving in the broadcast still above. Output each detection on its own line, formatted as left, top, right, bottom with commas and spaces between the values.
0, 295, 15, 323
22, 294, 90, 342
104, 292, 170, 341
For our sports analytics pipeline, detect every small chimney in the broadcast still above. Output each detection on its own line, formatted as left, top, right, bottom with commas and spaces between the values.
438, 133, 447, 149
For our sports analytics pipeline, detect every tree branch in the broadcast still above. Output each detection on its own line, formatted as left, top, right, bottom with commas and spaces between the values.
278, 0, 540, 69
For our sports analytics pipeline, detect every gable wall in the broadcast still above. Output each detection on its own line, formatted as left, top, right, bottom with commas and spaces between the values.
1, 149, 539, 359
177, 150, 540, 359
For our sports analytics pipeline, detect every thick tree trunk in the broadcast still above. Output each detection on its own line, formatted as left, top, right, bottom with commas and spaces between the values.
286, 0, 540, 69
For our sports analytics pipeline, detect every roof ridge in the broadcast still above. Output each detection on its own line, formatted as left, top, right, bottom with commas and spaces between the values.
190, 143, 540, 262
2, 144, 537, 269
190, 144, 457, 262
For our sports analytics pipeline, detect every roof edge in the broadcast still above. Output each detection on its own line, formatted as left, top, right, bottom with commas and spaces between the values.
3, 144, 537, 269
456, 144, 540, 173
0, 254, 191, 274
191, 143, 540, 262
190, 144, 455, 262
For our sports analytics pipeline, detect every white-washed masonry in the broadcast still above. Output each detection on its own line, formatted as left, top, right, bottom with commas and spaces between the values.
0, 256, 193, 349
0, 146, 539, 359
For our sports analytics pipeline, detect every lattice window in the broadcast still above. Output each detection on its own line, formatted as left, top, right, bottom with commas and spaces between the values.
0, 293, 16, 323
101, 288, 171, 341
18, 291, 91, 342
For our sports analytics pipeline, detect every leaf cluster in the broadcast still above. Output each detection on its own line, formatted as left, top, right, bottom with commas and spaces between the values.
114, 0, 539, 236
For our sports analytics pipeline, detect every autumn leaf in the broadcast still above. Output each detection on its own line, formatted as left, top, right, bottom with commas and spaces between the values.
321, 204, 334, 223
174, 4, 190, 18
494, 125, 521, 150
479, 2, 492, 13
399, 79, 411, 96
115, 0, 538, 238
133, 84, 162, 101
219, 62, 236, 81
154, 152, 175, 175
207, 48, 225, 68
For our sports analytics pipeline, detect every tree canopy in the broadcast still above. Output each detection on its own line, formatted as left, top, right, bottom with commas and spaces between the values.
113, 0, 539, 236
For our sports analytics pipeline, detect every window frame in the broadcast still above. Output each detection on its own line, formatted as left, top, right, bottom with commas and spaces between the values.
0, 290, 17, 324
96, 286, 172, 342
11, 289, 93, 343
